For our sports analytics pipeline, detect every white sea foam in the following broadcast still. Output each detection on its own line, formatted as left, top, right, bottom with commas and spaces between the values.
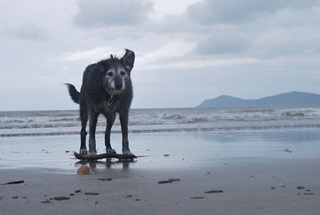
0, 107, 320, 137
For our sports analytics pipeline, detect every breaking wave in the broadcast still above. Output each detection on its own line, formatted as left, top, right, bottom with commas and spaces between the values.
1, 107, 320, 137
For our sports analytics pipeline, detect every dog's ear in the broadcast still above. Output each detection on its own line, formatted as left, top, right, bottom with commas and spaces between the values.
121, 49, 135, 71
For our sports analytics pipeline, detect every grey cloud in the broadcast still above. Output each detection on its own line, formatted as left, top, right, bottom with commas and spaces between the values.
189, 0, 320, 58
73, 0, 153, 28
1, 24, 49, 41
194, 26, 320, 57
186, 0, 320, 25
253, 28, 320, 58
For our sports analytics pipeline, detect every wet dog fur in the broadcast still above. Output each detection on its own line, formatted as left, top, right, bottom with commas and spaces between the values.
65, 49, 135, 156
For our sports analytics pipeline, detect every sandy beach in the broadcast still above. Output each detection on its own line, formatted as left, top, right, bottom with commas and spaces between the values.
1, 128, 320, 215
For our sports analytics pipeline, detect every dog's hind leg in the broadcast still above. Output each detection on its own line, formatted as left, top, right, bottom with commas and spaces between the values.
105, 114, 116, 154
79, 105, 88, 155
120, 113, 135, 156
88, 111, 99, 155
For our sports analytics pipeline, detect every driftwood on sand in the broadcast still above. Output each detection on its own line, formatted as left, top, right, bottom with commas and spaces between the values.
74, 152, 137, 161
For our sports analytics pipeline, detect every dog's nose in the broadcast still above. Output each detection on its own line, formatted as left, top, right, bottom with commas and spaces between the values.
115, 82, 122, 90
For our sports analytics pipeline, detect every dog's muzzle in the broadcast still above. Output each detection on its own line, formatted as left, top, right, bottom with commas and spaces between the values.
115, 82, 122, 91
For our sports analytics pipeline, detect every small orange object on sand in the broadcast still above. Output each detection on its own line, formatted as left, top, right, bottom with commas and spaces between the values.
77, 165, 90, 175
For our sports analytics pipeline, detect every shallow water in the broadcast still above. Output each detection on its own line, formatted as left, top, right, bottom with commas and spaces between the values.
1, 128, 319, 173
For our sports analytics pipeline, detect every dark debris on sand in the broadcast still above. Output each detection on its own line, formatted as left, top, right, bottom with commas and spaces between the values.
158, 178, 181, 184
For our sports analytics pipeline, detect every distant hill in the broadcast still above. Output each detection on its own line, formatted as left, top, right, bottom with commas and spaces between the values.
197, 92, 320, 108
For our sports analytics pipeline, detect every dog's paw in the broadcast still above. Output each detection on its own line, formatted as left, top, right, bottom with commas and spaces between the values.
88, 151, 97, 156
88, 148, 97, 155
106, 148, 116, 155
79, 148, 88, 155
122, 149, 135, 157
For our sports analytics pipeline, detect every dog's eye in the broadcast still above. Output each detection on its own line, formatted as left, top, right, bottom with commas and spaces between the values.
120, 71, 126, 76
107, 71, 113, 77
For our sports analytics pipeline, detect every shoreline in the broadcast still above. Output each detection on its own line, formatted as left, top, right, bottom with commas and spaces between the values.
0, 129, 319, 214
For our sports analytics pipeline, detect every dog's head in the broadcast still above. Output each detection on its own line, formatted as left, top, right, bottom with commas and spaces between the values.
99, 49, 135, 96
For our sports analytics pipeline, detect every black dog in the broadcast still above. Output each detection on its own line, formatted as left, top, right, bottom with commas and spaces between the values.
66, 49, 135, 156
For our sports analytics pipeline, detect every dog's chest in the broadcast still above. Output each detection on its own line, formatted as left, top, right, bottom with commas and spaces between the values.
98, 98, 121, 115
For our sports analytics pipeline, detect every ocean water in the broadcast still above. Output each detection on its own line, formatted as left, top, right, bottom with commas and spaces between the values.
1, 107, 320, 137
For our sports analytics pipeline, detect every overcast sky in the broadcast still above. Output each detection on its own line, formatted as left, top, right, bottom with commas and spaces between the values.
1, 0, 320, 111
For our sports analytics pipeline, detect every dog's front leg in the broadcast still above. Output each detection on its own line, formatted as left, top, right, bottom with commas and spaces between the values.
105, 114, 116, 154
88, 112, 99, 155
79, 105, 88, 155
120, 113, 134, 156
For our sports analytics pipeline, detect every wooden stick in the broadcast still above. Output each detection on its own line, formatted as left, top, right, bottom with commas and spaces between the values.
74, 152, 137, 161
1, 180, 24, 185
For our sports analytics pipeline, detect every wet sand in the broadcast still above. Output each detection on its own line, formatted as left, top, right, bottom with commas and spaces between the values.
1, 129, 320, 214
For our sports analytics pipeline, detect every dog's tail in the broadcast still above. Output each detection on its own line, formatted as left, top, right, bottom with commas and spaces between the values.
65, 83, 80, 104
